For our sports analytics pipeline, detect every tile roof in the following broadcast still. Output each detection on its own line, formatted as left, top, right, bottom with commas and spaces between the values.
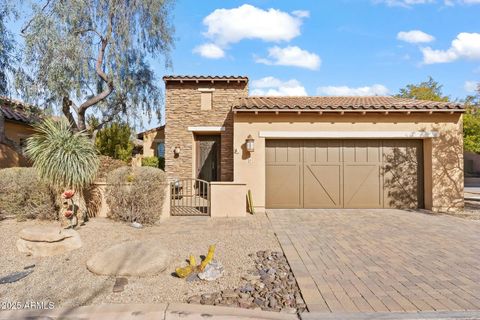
0, 96, 38, 124
232, 96, 464, 112
163, 75, 248, 82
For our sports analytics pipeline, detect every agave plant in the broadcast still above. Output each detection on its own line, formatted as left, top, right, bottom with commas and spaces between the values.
25, 119, 99, 190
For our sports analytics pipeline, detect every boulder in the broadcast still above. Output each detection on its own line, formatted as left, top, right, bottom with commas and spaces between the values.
17, 228, 82, 257
19, 226, 75, 242
86, 241, 170, 277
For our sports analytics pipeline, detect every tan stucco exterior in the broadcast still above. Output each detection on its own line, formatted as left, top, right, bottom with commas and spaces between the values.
141, 126, 165, 158
233, 112, 463, 213
0, 121, 35, 168
210, 182, 247, 217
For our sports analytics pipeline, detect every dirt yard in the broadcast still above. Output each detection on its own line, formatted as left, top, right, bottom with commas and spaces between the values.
0, 214, 280, 309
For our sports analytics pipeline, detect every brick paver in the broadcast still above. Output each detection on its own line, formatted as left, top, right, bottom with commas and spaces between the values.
267, 209, 480, 313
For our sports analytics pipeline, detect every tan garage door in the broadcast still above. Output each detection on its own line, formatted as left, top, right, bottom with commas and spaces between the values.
266, 139, 423, 209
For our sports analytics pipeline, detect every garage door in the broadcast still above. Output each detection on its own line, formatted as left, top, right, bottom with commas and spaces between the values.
266, 139, 423, 209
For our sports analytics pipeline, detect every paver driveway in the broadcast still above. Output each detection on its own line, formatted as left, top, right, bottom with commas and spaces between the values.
267, 209, 480, 313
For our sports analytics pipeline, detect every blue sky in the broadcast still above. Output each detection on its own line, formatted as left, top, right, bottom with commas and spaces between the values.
153, 0, 479, 100
5, 0, 480, 128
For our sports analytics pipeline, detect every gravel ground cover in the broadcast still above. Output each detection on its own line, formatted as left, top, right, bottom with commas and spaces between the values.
187, 250, 307, 314
0, 214, 280, 309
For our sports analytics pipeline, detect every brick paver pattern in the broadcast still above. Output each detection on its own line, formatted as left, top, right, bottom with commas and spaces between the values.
267, 209, 480, 313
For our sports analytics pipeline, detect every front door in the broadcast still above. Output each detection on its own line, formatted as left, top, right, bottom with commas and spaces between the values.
196, 135, 220, 181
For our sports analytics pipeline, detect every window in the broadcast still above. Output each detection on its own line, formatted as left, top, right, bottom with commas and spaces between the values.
156, 142, 165, 158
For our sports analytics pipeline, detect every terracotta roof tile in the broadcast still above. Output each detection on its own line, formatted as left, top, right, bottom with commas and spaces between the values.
0, 96, 39, 124
232, 96, 464, 112
163, 75, 248, 82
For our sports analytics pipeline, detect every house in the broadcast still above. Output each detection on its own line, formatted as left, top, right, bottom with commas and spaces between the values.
148, 75, 465, 215
0, 96, 38, 168
137, 125, 165, 159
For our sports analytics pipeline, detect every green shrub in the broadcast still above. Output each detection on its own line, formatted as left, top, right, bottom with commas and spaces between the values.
142, 156, 159, 168
105, 166, 166, 224
0, 167, 56, 220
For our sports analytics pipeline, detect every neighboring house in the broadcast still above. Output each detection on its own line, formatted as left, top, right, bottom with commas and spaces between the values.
0, 96, 37, 168
137, 125, 165, 159
142, 75, 464, 214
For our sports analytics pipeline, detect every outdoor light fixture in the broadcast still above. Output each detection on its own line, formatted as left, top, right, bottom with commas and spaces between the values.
174, 145, 181, 155
246, 135, 255, 152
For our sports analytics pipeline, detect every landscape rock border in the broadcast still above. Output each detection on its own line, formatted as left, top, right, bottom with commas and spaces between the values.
187, 250, 306, 314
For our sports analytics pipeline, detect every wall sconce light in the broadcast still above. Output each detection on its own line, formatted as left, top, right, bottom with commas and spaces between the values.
174, 145, 181, 156
246, 135, 255, 152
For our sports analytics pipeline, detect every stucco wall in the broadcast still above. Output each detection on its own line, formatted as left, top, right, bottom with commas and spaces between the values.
0, 121, 35, 168
164, 81, 248, 181
142, 128, 165, 158
233, 112, 463, 213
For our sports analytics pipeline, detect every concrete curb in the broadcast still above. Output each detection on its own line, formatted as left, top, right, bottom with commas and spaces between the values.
300, 311, 480, 320
0, 303, 299, 320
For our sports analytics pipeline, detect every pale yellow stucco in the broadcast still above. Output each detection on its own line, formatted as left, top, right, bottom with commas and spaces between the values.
141, 127, 165, 158
233, 112, 463, 213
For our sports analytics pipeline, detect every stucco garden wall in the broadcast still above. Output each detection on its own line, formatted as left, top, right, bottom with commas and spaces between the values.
164, 81, 248, 181
0, 121, 35, 168
233, 112, 463, 214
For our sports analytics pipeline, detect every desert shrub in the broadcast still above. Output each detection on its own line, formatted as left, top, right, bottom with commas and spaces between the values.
96, 155, 128, 180
0, 167, 56, 220
25, 119, 99, 190
142, 156, 159, 168
105, 166, 166, 224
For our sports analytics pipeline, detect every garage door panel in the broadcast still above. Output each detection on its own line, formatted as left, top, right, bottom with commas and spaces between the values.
266, 139, 423, 209
266, 164, 302, 208
304, 164, 342, 208
344, 164, 382, 208
383, 140, 424, 209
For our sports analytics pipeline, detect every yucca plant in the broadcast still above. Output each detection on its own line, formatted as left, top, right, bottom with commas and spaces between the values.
25, 118, 100, 190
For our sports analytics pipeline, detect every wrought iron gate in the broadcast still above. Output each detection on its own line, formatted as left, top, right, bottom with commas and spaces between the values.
170, 179, 210, 216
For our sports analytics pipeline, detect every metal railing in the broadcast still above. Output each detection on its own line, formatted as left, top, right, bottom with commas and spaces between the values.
170, 178, 210, 216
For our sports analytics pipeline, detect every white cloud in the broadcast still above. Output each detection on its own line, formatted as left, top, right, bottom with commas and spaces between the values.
422, 32, 480, 64
256, 46, 321, 70
250, 77, 308, 96
317, 84, 390, 96
202, 5, 306, 46
292, 10, 310, 18
193, 43, 225, 59
373, 0, 434, 7
397, 30, 435, 43
465, 81, 479, 93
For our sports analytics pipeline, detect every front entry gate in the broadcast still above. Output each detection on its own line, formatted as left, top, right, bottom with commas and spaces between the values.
170, 179, 210, 216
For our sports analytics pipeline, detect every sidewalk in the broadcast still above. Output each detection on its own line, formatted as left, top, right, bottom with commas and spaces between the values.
0, 303, 299, 320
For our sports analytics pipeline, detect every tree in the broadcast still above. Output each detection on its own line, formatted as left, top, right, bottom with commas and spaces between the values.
17, 0, 175, 134
463, 83, 480, 153
0, 2, 16, 95
95, 121, 134, 162
396, 77, 450, 102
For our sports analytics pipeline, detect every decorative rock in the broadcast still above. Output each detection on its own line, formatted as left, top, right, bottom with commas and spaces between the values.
198, 260, 224, 281
17, 229, 82, 257
187, 249, 307, 314
19, 226, 74, 242
130, 222, 143, 229
112, 277, 128, 293
86, 241, 170, 276
0, 270, 33, 284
